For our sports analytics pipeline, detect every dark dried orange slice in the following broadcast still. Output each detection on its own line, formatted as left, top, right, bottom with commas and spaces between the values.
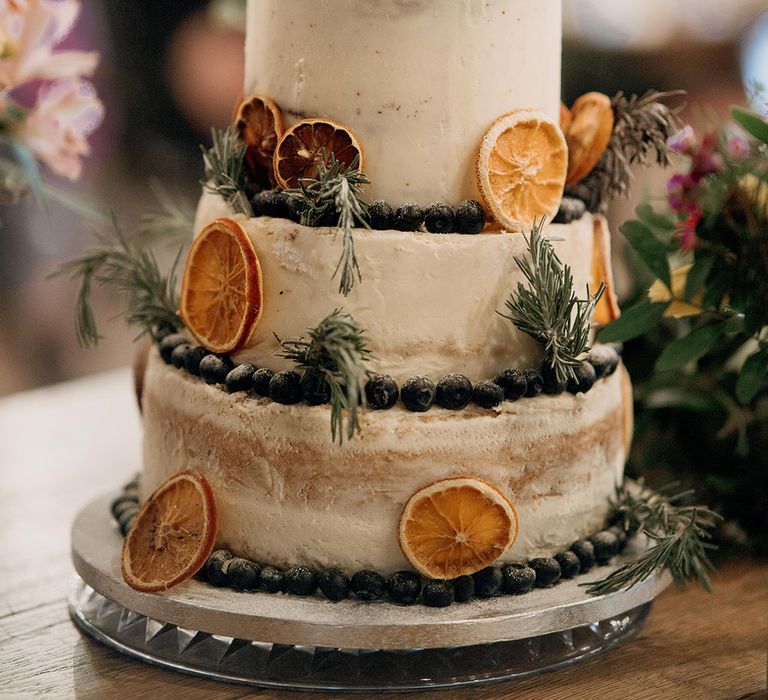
234, 93, 283, 188
273, 118, 363, 188
120, 471, 218, 592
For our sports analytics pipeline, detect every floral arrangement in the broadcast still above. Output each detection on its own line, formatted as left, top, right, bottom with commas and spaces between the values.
601, 100, 768, 552
0, 0, 103, 204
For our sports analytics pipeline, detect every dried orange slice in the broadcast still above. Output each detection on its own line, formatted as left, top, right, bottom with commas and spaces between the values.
121, 471, 218, 592
591, 214, 621, 326
476, 110, 568, 233
234, 93, 283, 187
273, 118, 363, 189
180, 218, 263, 354
398, 476, 519, 580
619, 365, 634, 454
565, 92, 614, 187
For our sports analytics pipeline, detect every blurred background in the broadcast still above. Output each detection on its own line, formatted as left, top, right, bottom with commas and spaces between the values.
1, 0, 766, 396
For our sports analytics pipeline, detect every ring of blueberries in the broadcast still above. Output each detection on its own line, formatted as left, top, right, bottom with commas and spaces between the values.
154, 325, 623, 413
250, 189, 586, 233
111, 484, 631, 608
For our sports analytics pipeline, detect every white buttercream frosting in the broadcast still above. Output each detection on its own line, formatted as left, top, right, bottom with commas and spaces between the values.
195, 192, 600, 383
142, 351, 627, 574
245, 0, 562, 204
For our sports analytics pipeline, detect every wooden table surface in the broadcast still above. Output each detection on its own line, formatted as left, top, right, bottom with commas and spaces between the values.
1, 369, 766, 699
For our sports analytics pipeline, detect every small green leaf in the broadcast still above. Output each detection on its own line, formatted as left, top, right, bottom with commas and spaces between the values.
620, 220, 671, 287
598, 302, 669, 343
655, 323, 723, 372
684, 254, 715, 300
735, 350, 768, 404
635, 202, 675, 233
732, 106, 768, 144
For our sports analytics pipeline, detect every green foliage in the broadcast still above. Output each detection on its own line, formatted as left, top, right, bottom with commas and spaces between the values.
499, 219, 603, 384
598, 302, 669, 343
736, 349, 768, 404
655, 322, 727, 372
53, 214, 182, 347
620, 219, 671, 287
585, 481, 721, 596
285, 153, 370, 297
201, 127, 252, 217
277, 309, 374, 444
731, 106, 768, 145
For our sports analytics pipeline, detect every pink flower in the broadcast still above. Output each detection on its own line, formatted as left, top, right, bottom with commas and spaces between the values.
727, 134, 750, 160
674, 210, 702, 253
667, 126, 697, 155
0, 0, 98, 91
20, 78, 103, 180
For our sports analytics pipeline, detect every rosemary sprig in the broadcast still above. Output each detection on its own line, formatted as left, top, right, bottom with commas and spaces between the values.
134, 179, 195, 248
53, 214, 182, 347
585, 481, 722, 596
570, 90, 685, 212
277, 309, 374, 444
201, 126, 253, 217
285, 153, 370, 297
499, 218, 604, 384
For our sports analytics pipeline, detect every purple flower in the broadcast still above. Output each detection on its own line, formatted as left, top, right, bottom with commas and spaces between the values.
727, 134, 750, 160
667, 126, 697, 155
674, 211, 702, 253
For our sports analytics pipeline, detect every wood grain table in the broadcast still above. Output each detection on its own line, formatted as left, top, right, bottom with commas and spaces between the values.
1, 369, 766, 699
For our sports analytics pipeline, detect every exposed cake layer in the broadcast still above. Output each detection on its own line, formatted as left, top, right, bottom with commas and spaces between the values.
196, 192, 600, 383
245, 0, 562, 204
141, 350, 628, 574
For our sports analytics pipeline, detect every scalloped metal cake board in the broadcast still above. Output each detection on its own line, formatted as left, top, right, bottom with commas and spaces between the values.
69, 494, 668, 692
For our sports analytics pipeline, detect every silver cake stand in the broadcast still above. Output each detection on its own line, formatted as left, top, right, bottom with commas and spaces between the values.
70, 494, 669, 692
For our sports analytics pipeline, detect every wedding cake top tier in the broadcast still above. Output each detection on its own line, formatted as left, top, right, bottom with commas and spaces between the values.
245, 0, 562, 205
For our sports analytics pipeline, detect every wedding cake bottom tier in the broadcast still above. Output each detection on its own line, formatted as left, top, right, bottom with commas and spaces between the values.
140, 351, 630, 574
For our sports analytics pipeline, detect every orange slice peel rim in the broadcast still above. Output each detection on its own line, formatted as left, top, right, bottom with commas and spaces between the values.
234, 93, 284, 187
120, 470, 218, 593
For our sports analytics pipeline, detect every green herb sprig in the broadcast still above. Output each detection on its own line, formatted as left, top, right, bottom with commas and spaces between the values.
54, 214, 182, 347
201, 127, 253, 217
586, 481, 721, 595
285, 153, 370, 297
499, 218, 604, 384
277, 309, 374, 444
134, 179, 195, 248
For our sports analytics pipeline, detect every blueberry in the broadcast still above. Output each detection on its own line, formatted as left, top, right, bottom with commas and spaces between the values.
184, 346, 209, 376
286, 197, 308, 224
523, 369, 544, 397
435, 374, 472, 410
316, 209, 339, 227
252, 368, 275, 397
472, 381, 504, 409
159, 333, 188, 364
567, 362, 597, 395
386, 571, 422, 605
252, 189, 290, 218
151, 323, 176, 342
117, 506, 138, 536
227, 558, 261, 590
451, 575, 475, 603
367, 200, 394, 230
365, 374, 399, 410
284, 566, 318, 596
588, 345, 620, 379
199, 354, 233, 384
423, 580, 455, 607
171, 343, 192, 369
473, 566, 502, 598
493, 369, 527, 401
553, 196, 587, 224
570, 539, 596, 573
205, 550, 234, 587
260, 566, 285, 593
351, 570, 386, 601
269, 370, 302, 404
226, 363, 257, 393
501, 564, 536, 595
608, 342, 624, 357
301, 370, 331, 405
318, 568, 350, 602
455, 199, 485, 234
530, 557, 562, 588
393, 202, 424, 231
400, 376, 436, 412
423, 202, 455, 233
554, 551, 581, 579
541, 364, 567, 395
608, 525, 628, 550
111, 495, 138, 521
590, 531, 620, 564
